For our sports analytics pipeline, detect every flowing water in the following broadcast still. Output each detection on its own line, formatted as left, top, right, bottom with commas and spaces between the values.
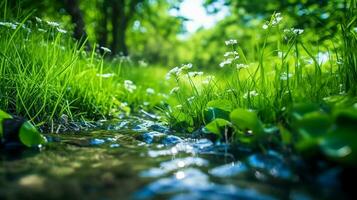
0, 117, 346, 200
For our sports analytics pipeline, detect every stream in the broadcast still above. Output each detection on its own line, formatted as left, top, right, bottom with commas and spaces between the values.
0, 116, 346, 200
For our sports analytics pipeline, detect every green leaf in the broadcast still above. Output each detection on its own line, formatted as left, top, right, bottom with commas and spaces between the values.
0, 109, 12, 120
204, 107, 230, 123
230, 108, 263, 134
320, 132, 357, 165
204, 118, 231, 136
290, 103, 320, 120
295, 111, 332, 137
19, 121, 47, 147
206, 100, 233, 112
0, 109, 12, 137
204, 100, 233, 123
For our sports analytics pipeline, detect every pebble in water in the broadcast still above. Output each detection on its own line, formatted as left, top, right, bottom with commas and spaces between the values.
140, 157, 209, 178
209, 162, 248, 178
135, 168, 277, 200
90, 138, 106, 145
247, 150, 294, 181
162, 135, 183, 146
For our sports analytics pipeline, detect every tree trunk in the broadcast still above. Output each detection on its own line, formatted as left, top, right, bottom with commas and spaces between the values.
111, 0, 129, 56
63, 0, 90, 49
97, 0, 109, 52
118, 1, 128, 56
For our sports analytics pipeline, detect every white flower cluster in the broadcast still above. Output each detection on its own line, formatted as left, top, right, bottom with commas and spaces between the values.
170, 87, 180, 95
100, 46, 112, 53
219, 58, 233, 67
166, 63, 193, 80
236, 64, 249, 70
263, 12, 283, 29
280, 72, 293, 80
202, 75, 215, 84
224, 51, 239, 57
146, 88, 155, 95
225, 39, 238, 46
0, 22, 17, 29
124, 80, 137, 93
243, 90, 259, 99
188, 71, 204, 78
284, 28, 304, 35
96, 73, 115, 78
46, 21, 60, 27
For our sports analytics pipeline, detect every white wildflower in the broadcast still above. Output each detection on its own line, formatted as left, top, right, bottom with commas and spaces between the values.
188, 71, 204, 78
243, 90, 259, 99
139, 60, 148, 67
317, 52, 329, 64
35, 17, 42, 23
272, 12, 283, 25
354, 27, 357, 32
46, 21, 60, 27
100, 46, 112, 53
262, 22, 269, 30
96, 73, 115, 78
280, 72, 293, 80
146, 88, 155, 95
224, 51, 239, 57
187, 96, 195, 102
278, 51, 284, 58
170, 87, 180, 95
225, 39, 238, 46
124, 80, 137, 93
38, 28, 47, 33
0, 22, 17, 29
180, 63, 193, 70
56, 27, 67, 34
202, 75, 215, 84
284, 28, 304, 35
219, 58, 233, 68
166, 67, 181, 80
236, 63, 249, 70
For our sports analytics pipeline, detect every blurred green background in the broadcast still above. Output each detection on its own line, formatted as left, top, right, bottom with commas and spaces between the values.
2, 0, 348, 68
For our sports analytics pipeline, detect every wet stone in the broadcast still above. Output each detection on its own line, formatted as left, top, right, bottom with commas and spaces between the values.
161, 135, 183, 146
209, 162, 248, 178
150, 124, 170, 133
110, 144, 120, 148
247, 151, 294, 181
90, 138, 106, 145
141, 131, 166, 144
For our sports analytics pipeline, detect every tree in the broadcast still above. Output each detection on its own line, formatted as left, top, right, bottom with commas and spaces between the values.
110, 0, 144, 56
63, 0, 90, 48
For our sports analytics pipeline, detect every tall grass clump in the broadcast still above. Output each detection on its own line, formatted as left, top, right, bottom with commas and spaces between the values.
165, 7, 357, 135
0, 17, 123, 127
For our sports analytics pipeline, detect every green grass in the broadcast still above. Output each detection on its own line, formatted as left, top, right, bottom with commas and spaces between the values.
0, 17, 124, 126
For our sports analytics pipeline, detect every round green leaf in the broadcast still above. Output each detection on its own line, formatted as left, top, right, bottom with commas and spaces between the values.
230, 108, 263, 134
19, 121, 47, 147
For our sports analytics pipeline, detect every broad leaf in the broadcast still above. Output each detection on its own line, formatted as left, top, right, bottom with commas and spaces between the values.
204, 118, 231, 136
0, 109, 12, 137
204, 99, 232, 123
230, 108, 263, 134
19, 121, 47, 147
295, 112, 332, 137
206, 100, 233, 112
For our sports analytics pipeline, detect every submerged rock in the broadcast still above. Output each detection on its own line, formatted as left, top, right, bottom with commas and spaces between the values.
209, 162, 248, 178
90, 138, 106, 145
247, 151, 295, 181
162, 135, 183, 146
141, 131, 166, 144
